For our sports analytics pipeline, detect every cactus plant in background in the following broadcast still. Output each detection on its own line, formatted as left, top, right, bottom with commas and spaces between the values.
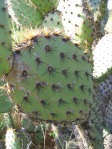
0, 0, 111, 148
93, 33, 112, 82
60, 0, 94, 51
85, 0, 107, 23
85, 0, 108, 36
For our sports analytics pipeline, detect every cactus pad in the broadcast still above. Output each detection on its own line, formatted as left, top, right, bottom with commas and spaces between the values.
61, 0, 93, 50
6, 33, 93, 124
0, 80, 12, 113
0, 0, 12, 77
30, 0, 59, 15
93, 34, 112, 80
42, 10, 63, 32
9, 0, 43, 28
105, 99, 112, 132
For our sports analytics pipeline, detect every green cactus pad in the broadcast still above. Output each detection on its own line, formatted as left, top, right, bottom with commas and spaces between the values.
61, 0, 94, 51
0, 0, 12, 77
0, 80, 13, 113
9, 0, 43, 28
30, 0, 59, 15
42, 10, 64, 32
7, 34, 93, 124
79, 105, 104, 149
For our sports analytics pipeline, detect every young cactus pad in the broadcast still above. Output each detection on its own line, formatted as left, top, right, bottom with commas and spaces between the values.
7, 33, 93, 124
9, 0, 43, 28
30, 0, 59, 15
41, 10, 63, 32
0, 0, 12, 77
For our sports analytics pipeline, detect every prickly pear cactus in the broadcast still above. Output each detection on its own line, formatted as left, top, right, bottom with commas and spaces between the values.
42, 10, 63, 32
0, 0, 12, 77
86, 0, 101, 17
105, 98, 112, 132
0, 0, 111, 148
97, 75, 112, 135
30, 0, 59, 15
6, 33, 93, 124
8, 0, 43, 28
60, 0, 94, 50
98, 75, 112, 98
93, 33, 112, 81
85, 0, 106, 22
0, 80, 12, 113
85, 0, 108, 36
